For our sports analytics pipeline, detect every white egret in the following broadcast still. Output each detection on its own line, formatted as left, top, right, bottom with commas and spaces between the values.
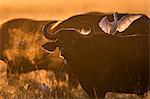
99, 13, 142, 35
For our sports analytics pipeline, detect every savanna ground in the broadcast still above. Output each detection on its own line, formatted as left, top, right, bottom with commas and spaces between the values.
0, 25, 149, 99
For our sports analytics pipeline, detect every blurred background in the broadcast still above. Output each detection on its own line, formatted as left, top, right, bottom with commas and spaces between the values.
0, 0, 149, 24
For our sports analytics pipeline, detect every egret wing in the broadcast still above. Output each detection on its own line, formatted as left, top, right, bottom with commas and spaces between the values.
99, 16, 112, 34
117, 14, 142, 32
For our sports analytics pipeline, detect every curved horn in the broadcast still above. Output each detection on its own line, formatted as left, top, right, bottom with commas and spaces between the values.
43, 21, 59, 40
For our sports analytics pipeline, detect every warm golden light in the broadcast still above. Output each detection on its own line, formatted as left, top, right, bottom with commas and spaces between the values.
0, 0, 149, 24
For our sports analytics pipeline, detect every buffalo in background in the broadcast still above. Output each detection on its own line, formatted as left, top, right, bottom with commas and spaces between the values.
0, 19, 57, 73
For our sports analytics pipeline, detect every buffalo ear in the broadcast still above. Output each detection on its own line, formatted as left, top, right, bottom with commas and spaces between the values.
42, 42, 59, 52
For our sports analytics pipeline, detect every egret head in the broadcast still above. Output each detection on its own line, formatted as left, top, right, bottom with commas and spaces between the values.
113, 12, 118, 21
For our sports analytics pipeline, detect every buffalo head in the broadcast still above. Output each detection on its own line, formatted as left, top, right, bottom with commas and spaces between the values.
43, 12, 149, 39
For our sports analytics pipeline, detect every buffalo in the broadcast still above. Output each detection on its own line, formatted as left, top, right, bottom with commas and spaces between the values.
43, 13, 150, 98
0, 18, 58, 73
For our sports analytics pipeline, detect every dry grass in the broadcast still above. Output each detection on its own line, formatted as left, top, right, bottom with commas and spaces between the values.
0, 48, 89, 99
0, 70, 88, 99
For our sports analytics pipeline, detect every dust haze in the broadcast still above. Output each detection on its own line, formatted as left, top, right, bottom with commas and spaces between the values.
0, 0, 149, 24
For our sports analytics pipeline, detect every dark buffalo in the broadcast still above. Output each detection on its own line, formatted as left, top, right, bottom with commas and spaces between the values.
43, 13, 150, 98
0, 18, 57, 73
